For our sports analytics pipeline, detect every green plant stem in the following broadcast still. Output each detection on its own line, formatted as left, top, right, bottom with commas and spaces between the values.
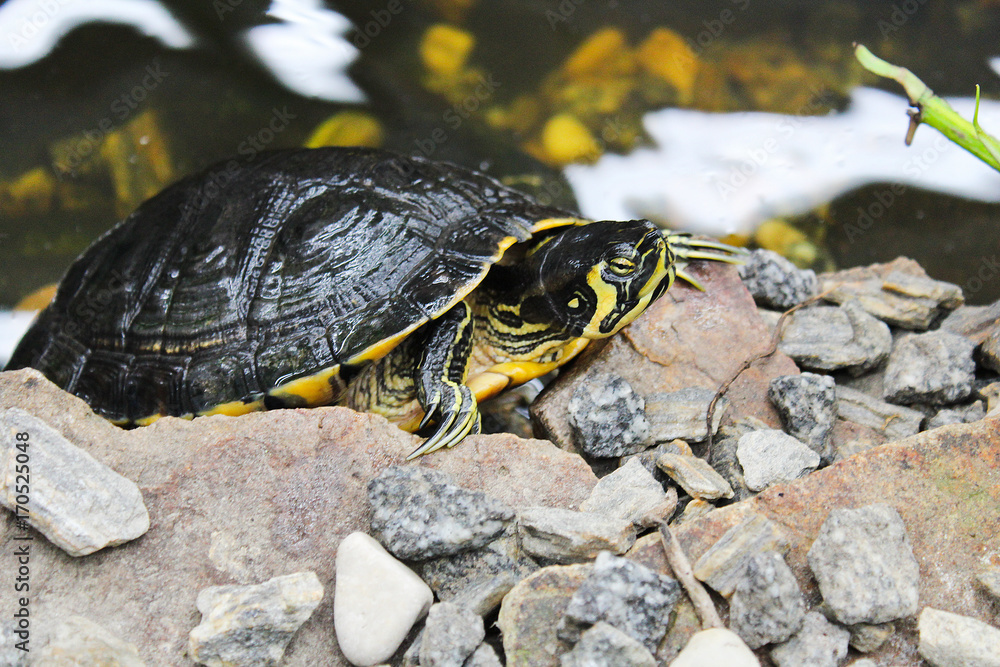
854, 44, 1000, 173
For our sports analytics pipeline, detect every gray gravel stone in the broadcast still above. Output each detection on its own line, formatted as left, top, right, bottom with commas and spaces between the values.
0, 408, 150, 556
768, 373, 837, 462
778, 302, 892, 375
644, 387, 726, 443
188, 572, 323, 667
420, 536, 538, 615
560, 621, 656, 667
770, 611, 850, 667
656, 452, 734, 500
669, 628, 761, 667
918, 606, 1000, 667
517, 507, 636, 563
979, 325, 1000, 372
464, 642, 503, 667
926, 401, 986, 430
835, 385, 924, 441
578, 457, 677, 527
709, 436, 753, 502
368, 466, 514, 560
821, 265, 964, 330
729, 551, 806, 649
567, 374, 651, 457
0, 622, 29, 667
738, 248, 819, 310
848, 622, 894, 653
34, 616, 145, 667
419, 602, 484, 667
977, 566, 1000, 602
807, 504, 919, 625
736, 429, 821, 492
883, 330, 977, 405
693, 513, 789, 598
558, 551, 681, 652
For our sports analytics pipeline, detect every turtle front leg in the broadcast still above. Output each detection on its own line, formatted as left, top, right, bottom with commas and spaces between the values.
407, 301, 480, 459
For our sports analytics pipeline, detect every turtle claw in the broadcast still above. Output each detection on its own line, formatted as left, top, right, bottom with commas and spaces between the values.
407, 382, 479, 460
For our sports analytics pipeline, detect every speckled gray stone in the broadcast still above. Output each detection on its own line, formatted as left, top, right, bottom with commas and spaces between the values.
644, 387, 726, 443
368, 466, 514, 560
419, 602, 484, 667
729, 551, 806, 649
579, 457, 676, 527
768, 373, 837, 462
926, 401, 986, 430
34, 616, 144, 667
835, 385, 924, 441
419, 536, 537, 615
558, 551, 681, 652
770, 611, 850, 667
465, 642, 503, 667
656, 452, 734, 500
778, 302, 892, 375
560, 622, 656, 667
709, 436, 753, 502
738, 249, 819, 310
807, 504, 919, 625
567, 374, 651, 457
883, 331, 977, 405
918, 607, 1000, 667
821, 266, 964, 330
0, 622, 29, 667
693, 514, 788, 598
517, 507, 636, 563
980, 325, 1000, 373
736, 429, 820, 492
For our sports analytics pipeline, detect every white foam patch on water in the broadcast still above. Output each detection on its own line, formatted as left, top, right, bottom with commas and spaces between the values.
565, 86, 1000, 235
0, 311, 37, 368
0, 0, 193, 69
243, 0, 363, 102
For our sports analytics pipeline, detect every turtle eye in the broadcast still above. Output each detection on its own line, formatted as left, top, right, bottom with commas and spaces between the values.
608, 257, 636, 276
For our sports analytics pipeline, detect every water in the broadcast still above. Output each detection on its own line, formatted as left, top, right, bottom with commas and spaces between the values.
1, 0, 999, 312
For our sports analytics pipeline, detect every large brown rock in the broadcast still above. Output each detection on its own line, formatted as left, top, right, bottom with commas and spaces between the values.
0, 369, 597, 665
532, 262, 799, 453
628, 417, 1000, 665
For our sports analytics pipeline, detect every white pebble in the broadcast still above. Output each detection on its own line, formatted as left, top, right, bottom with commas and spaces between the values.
669, 628, 760, 667
334, 532, 432, 666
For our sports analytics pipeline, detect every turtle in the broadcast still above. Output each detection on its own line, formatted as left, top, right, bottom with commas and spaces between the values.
6, 147, 742, 458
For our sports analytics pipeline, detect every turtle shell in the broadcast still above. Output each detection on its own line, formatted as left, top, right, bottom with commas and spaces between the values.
6, 148, 577, 422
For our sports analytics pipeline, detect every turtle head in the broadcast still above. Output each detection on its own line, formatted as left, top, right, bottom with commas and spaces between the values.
521, 219, 675, 339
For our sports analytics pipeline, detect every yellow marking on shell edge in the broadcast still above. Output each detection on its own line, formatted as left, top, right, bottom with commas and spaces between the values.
199, 399, 265, 418
529, 217, 589, 234
467, 337, 590, 402
268, 365, 342, 406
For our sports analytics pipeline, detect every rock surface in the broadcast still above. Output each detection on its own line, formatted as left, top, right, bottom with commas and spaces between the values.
656, 452, 734, 500
334, 532, 432, 666
367, 465, 514, 560
533, 263, 798, 451
807, 504, 920, 625
566, 374, 651, 457
1, 407, 149, 556
517, 507, 636, 564
0, 369, 597, 666
820, 258, 964, 329
769, 611, 850, 667
578, 457, 676, 527
728, 551, 806, 648
558, 552, 680, 652
736, 429, 821, 492
737, 248, 818, 310
883, 331, 977, 405
560, 622, 656, 667
835, 385, 924, 441
34, 616, 145, 667
918, 606, 1000, 667
419, 602, 484, 667
189, 572, 323, 667
692, 514, 789, 598
644, 387, 725, 443
777, 302, 891, 375
768, 373, 837, 461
